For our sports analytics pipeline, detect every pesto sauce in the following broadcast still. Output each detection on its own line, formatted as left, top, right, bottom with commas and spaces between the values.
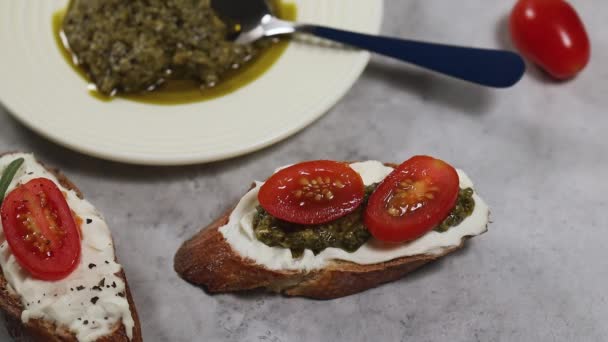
253, 184, 378, 258
54, 0, 296, 104
253, 186, 476, 258
253, 207, 371, 258
435, 188, 476, 232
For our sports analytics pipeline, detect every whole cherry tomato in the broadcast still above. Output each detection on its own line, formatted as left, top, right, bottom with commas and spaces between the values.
510, 0, 590, 79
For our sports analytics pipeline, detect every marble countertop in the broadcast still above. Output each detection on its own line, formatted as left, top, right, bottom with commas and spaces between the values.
1, 0, 607, 341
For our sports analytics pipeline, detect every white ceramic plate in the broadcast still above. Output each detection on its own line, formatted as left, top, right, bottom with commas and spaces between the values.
0, 0, 383, 165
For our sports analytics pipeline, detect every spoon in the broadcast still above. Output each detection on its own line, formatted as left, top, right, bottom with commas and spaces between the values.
211, 0, 525, 88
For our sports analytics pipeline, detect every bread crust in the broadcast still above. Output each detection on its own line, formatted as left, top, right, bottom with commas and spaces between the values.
0, 155, 143, 341
174, 163, 486, 300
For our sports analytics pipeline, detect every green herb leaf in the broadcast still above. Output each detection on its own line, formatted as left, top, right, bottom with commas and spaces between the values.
0, 158, 25, 204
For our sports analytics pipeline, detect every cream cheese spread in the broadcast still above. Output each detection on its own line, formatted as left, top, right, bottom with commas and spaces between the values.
219, 160, 490, 271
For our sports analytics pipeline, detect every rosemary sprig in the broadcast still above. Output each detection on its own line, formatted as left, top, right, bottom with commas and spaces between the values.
0, 158, 25, 204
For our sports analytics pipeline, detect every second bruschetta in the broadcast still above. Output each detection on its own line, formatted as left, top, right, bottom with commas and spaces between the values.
0, 153, 142, 341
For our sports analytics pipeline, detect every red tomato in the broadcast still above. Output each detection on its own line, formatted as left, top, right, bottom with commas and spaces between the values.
258, 160, 365, 225
1, 178, 81, 280
510, 0, 590, 79
364, 156, 459, 243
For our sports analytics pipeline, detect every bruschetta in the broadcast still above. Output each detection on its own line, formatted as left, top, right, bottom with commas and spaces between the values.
0, 153, 142, 341
174, 156, 490, 299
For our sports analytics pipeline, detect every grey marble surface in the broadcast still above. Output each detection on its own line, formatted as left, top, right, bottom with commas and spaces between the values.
1, 0, 607, 341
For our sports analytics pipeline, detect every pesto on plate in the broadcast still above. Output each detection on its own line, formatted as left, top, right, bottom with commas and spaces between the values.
62, 0, 277, 95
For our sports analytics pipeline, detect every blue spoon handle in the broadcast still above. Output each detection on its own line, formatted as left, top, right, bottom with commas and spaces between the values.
302, 25, 526, 88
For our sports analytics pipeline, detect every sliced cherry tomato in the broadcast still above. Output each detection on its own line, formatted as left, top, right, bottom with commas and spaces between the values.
258, 160, 365, 225
364, 156, 459, 243
0, 178, 81, 280
510, 0, 590, 79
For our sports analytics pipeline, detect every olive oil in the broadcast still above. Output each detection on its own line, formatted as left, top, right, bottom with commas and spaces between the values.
52, 2, 296, 105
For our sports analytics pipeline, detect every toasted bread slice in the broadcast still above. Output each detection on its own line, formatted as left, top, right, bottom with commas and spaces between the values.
174, 162, 488, 299
0, 156, 142, 341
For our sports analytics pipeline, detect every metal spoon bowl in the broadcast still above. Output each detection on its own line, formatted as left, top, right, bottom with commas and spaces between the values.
211, 0, 525, 88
